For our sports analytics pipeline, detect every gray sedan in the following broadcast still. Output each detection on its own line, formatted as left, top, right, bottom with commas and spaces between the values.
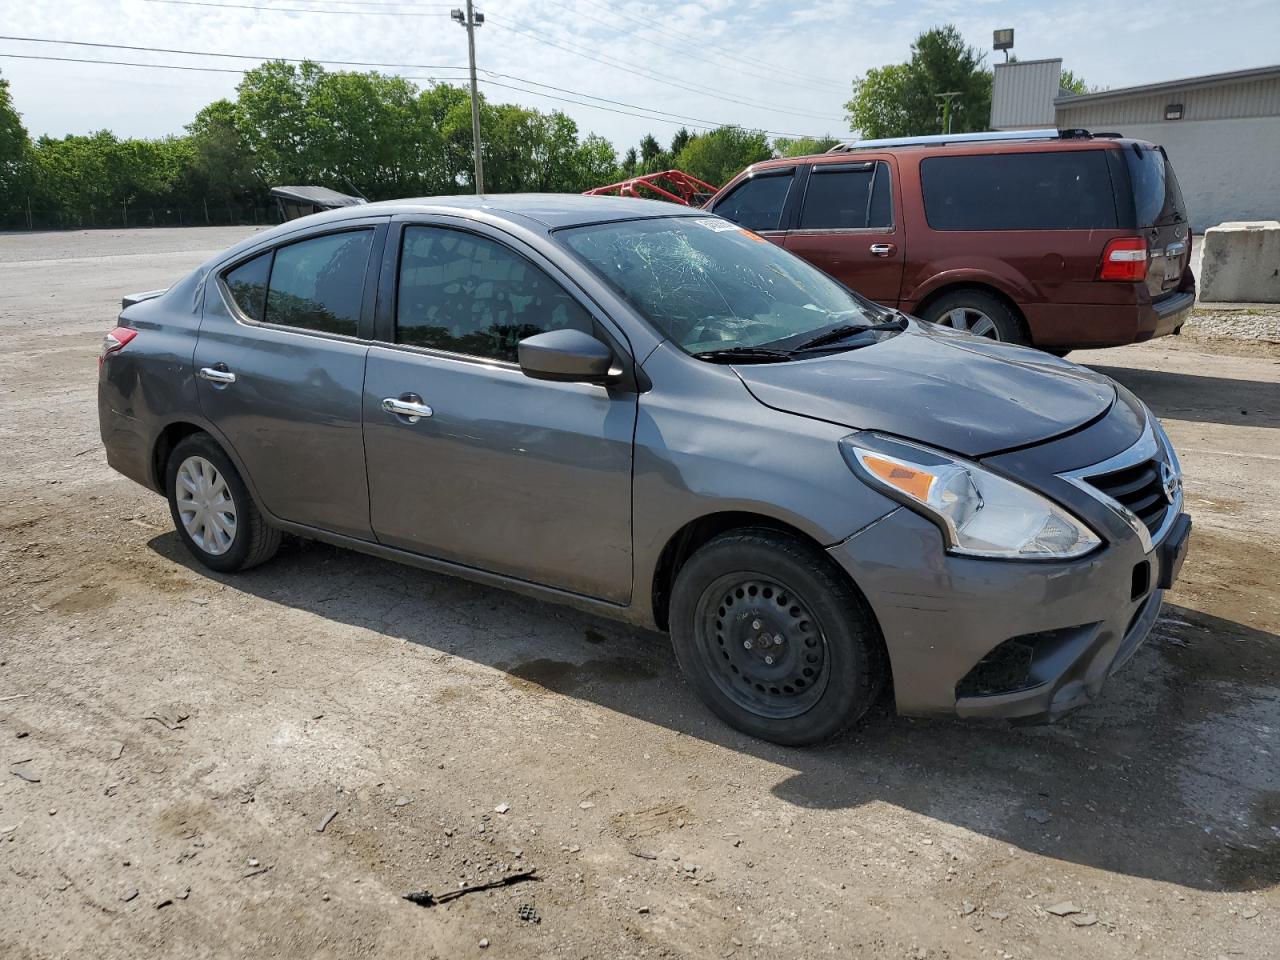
97, 195, 1190, 745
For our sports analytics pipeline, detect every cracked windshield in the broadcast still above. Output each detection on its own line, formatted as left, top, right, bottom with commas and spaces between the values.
559, 217, 900, 359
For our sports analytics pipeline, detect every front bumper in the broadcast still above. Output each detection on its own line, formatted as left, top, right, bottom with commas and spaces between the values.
828, 506, 1190, 721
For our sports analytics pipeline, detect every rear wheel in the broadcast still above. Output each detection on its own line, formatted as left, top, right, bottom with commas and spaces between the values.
165, 433, 280, 573
921, 289, 1028, 344
669, 529, 884, 746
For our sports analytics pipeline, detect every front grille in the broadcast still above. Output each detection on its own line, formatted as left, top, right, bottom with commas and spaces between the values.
1085, 458, 1170, 537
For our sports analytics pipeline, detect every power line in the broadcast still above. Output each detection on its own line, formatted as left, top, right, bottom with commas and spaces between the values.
0, 36, 833, 133
0, 49, 832, 137
140, 0, 452, 15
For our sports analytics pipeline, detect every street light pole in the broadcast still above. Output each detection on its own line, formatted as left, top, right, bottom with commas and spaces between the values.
935, 91, 962, 134
451, 3, 485, 194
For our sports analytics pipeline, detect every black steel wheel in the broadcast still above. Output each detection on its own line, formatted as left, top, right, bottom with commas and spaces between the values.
670, 528, 885, 745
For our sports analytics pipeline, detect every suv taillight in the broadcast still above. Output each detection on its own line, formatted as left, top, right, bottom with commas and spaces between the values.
100, 326, 137, 368
1098, 238, 1148, 282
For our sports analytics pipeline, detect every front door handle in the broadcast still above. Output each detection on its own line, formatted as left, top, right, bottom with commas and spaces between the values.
382, 395, 433, 424
198, 366, 236, 385
869, 243, 897, 258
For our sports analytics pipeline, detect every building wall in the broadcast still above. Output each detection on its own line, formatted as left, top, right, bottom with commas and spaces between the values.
991, 59, 1063, 129
1056, 74, 1280, 127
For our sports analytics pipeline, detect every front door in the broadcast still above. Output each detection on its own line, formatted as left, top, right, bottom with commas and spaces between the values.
362, 222, 636, 603
783, 159, 906, 305
195, 223, 385, 541
707, 167, 798, 248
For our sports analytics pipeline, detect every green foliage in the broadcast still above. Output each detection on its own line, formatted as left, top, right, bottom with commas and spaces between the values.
1059, 69, 1095, 96
671, 126, 771, 188
844, 25, 992, 138
772, 135, 841, 157
0, 72, 31, 209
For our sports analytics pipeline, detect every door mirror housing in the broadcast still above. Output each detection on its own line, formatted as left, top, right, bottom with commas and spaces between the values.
518, 329, 615, 384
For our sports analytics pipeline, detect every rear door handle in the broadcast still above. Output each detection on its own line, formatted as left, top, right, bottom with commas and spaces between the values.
198, 366, 236, 385
382, 396, 433, 423
869, 243, 897, 258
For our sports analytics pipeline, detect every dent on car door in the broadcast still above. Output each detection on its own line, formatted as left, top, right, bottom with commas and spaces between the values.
361, 222, 637, 603
195, 222, 386, 540
782, 159, 905, 305
708, 168, 797, 246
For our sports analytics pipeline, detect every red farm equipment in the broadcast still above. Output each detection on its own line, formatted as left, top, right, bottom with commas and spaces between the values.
583, 170, 718, 207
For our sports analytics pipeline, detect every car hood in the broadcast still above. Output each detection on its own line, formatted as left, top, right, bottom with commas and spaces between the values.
733, 323, 1116, 457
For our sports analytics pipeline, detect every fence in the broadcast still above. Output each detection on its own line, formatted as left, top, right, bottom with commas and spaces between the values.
0, 203, 284, 231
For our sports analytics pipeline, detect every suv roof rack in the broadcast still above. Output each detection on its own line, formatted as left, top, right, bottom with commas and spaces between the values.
827, 128, 1095, 153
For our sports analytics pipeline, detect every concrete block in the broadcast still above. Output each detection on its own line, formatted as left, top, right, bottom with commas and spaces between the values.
1199, 221, 1280, 303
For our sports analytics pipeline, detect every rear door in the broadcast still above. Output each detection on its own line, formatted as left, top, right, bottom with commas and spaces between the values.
196, 221, 386, 541
361, 219, 637, 603
706, 167, 798, 247
1124, 144, 1192, 300
782, 158, 904, 304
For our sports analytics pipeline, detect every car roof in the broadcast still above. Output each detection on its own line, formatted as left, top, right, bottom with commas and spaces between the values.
316, 192, 702, 229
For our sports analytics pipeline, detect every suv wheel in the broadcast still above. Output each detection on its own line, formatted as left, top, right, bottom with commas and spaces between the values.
669, 529, 885, 746
165, 433, 280, 573
921, 290, 1028, 344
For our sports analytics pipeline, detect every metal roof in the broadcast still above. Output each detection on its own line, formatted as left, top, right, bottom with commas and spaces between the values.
1055, 63, 1280, 106
269, 185, 367, 207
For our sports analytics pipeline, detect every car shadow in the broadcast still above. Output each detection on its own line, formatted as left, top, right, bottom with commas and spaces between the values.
148, 532, 1280, 893
1084, 364, 1279, 429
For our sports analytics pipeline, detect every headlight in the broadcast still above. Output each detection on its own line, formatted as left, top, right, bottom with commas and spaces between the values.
840, 435, 1100, 560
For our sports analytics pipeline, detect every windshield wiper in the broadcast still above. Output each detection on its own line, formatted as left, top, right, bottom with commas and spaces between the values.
789, 319, 906, 352
693, 346, 796, 364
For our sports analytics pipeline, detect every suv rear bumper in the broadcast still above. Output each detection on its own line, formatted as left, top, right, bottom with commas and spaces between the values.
1027, 290, 1195, 348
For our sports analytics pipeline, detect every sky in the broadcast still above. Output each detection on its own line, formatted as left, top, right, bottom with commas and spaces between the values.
2, 0, 1278, 153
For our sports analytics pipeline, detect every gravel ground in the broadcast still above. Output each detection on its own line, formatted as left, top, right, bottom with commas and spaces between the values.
1, 227, 1277, 960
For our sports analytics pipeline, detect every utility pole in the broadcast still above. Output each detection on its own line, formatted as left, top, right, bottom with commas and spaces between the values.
451, 3, 486, 194
935, 91, 962, 134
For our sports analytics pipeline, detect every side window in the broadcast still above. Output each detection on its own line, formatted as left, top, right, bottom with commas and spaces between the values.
396, 226, 593, 363
264, 230, 374, 336
712, 173, 793, 231
223, 251, 271, 321
920, 152, 1118, 230
798, 162, 893, 230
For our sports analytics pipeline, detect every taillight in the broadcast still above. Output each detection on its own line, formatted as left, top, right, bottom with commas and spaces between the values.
1098, 237, 1148, 282
100, 326, 137, 368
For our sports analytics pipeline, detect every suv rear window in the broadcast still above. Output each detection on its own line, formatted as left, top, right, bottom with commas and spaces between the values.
798, 162, 893, 230
712, 172, 793, 232
921, 151, 1118, 230
1125, 144, 1187, 227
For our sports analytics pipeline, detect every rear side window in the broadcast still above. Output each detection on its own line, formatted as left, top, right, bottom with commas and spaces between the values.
264, 230, 374, 336
921, 151, 1118, 230
712, 172, 793, 232
396, 226, 592, 363
799, 162, 893, 230
224, 252, 271, 321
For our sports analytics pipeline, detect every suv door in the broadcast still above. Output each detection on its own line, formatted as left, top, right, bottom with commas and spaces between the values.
196, 221, 386, 540
707, 167, 798, 247
783, 159, 905, 305
361, 219, 637, 603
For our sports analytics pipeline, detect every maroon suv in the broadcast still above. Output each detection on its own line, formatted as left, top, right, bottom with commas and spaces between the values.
706, 130, 1195, 351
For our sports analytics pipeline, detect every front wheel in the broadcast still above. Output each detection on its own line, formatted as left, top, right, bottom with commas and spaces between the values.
165, 433, 280, 573
669, 529, 885, 746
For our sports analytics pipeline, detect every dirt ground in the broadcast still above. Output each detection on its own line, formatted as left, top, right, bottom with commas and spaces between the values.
1, 227, 1277, 960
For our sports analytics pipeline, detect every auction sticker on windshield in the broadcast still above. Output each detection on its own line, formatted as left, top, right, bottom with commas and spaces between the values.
692, 218, 740, 232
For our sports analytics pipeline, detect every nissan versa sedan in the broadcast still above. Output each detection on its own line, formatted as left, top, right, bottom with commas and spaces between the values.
98, 195, 1191, 745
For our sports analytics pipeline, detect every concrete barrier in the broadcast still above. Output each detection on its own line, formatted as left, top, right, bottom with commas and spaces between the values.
1198, 221, 1280, 303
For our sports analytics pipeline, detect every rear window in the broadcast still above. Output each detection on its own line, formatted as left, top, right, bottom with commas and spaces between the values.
920, 151, 1118, 230
264, 230, 373, 336
712, 172, 793, 232
798, 162, 893, 230
1125, 144, 1187, 227
224, 252, 271, 321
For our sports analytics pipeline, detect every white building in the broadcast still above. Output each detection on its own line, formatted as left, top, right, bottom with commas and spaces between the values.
991, 60, 1280, 232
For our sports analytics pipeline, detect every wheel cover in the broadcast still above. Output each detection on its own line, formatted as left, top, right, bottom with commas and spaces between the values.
694, 574, 831, 720
937, 307, 999, 339
175, 455, 238, 556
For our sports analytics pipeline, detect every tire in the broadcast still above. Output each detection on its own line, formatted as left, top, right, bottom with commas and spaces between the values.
1046, 348, 1072, 358
165, 433, 280, 573
669, 528, 885, 746
920, 289, 1028, 344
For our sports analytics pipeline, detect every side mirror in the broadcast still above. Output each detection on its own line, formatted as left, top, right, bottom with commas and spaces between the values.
518, 329, 615, 384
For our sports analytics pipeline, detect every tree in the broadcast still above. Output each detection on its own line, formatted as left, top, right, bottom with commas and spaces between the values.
844, 26, 992, 138
187, 99, 257, 203
1059, 69, 1095, 96
0, 72, 31, 212
773, 135, 841, 157
669, 127, 692, 156
672, 126, 770, 188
